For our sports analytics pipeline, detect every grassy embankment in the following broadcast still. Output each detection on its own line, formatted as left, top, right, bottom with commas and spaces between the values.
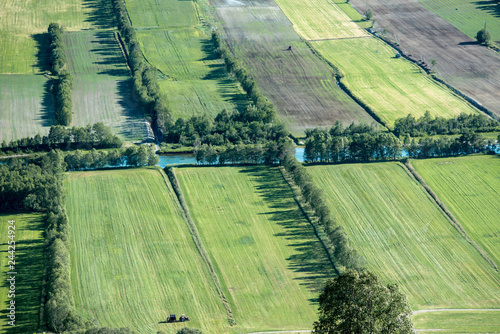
273, 0, 479, 128
0, 213, 44, 334
125, 0, 247, 119
176, 166, 336, 332
66, 168, 229, 334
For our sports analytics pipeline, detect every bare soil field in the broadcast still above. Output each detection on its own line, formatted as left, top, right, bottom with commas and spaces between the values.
349, 0, 500, 117
212, 0, 377, 136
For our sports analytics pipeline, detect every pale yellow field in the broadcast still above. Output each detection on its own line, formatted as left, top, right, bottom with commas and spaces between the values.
273, 0, 368, 40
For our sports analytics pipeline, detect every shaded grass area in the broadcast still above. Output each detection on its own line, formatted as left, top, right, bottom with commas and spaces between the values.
0, 0, 97, 74
412, 155, 500, 270
126, 0, 247, 119
66, 168, 228, 334
176, 166, 336, 332
307, 162, 500, 310
419, 0, 500, 43
0, 213, 44, 334
413, 310, 500, 333
64, 30, 150, 141
0, 74, 53, 142
312, 38, 479, 127
215, 3, 375, 136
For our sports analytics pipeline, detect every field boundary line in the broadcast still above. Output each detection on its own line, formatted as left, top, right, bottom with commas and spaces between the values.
307, 36, 371, 42
278, 166, 340, 276
160, 167, 237, 326
413, 308, 500, 314
400, 160, 498, 272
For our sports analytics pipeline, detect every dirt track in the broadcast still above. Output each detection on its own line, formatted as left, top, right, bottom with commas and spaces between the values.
349, 0, 500, 117
213, 0, 377, 136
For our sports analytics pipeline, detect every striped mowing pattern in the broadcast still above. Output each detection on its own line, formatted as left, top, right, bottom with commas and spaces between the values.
66, 168, 229, 334
308, 162, 500, 310
413, 155, 500, 271
176, 166, 336, 333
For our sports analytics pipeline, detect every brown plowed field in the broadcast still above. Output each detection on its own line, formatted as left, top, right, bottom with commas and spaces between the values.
349, 0, 500, 117
212, 0, 378, 136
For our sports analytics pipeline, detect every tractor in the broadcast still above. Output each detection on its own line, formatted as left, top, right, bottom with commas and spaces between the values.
167, 314, 190, 323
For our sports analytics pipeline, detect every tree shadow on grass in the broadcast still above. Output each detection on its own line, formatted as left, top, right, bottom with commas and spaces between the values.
82, 0, 116, 30
31, 33, 50, 73
238, 167, 337, 303
0, 218, 44, 334
39, 79, 55, 127
473, 0, 500, 19
90, 31, 131, 78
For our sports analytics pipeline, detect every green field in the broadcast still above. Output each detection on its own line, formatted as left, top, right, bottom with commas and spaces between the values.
307, 162, 500, 310
413, 310, 500, 333
312, 38, 479, 126
0, 0, 99, 74
176, 166, 336, 332
64, 30, 150, 141
0, 74, 53, 141
412, 155, 500, 270
0, 213, 44, 333
419, 0, 500, 44
66, 168, 229, 334
126, 0, 246, 119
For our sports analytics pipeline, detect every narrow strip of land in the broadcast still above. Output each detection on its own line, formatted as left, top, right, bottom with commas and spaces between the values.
413, 308, 500, 314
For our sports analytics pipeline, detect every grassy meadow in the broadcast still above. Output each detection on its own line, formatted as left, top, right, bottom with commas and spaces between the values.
65, 168, 229, 334
176, 166, 336, 332
419, 0, 500, 44
64, 30, 150, 141
412, 155, 500, 270
0, 74, 53, 142
307, 162, 500, 310
312, 38, 479, 126
0, 213, 44, 334
413, 310, 500, 333
126, 0, 246, 119
214, 1, 375, 136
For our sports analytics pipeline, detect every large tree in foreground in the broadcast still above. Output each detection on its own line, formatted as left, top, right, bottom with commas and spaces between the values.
313, 270, 413, 333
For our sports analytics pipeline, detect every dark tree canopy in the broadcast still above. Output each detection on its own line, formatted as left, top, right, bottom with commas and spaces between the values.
313, 270, 413, 334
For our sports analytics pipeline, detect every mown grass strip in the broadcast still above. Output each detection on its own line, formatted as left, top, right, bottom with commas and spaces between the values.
164, 167, 236, 326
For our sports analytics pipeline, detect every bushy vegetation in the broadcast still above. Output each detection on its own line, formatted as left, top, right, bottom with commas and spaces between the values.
48, 23, 73, 126
111, 0, 171, 136
394, 112, 499, 137
0, 123, 122, 155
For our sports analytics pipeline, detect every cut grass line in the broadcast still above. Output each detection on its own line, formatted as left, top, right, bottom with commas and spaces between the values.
308, 35, 372, 42
414, 309, 500, 314
164, 167, 236, 326
401, 160, 498, 272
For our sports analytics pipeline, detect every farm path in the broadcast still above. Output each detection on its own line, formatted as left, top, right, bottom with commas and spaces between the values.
413, 308, 500, 314
349, 0, 500, 117
308, 35, 371, 42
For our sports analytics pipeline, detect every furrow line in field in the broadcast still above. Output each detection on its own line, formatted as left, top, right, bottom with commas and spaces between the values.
401, 160, 498, 272
161, 167, 236, 326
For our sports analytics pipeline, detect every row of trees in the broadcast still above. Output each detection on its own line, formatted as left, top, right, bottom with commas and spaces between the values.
48, 23, 73, 126
164, 108, 288, 147
393, 111, 499, 137
111, 0, 171, 137
282, 152, 363, 271
0, 123, 123, 154
304, 122, 497, 163
211, 31, 276, 123
64, 146, 158, 171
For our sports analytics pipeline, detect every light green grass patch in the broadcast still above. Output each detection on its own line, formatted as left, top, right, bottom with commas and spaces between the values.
64, 31, 150, 141
0, 213, 44, 334
66, 168, 229, 334
307, 162, 500, 310
312, 38, 479, 127
412, 155, 500, 270
0, 74, 53, 142
419, 0, 500, 44
125, 0, 198, 29
413, 310, 500, 333
273, 0, 368, 40
177, 166, 336, 332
